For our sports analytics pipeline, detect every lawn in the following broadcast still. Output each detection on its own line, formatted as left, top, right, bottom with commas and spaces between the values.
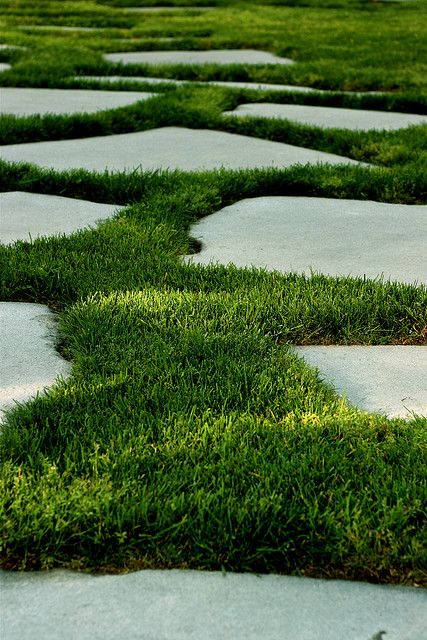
0, 0, 426, 584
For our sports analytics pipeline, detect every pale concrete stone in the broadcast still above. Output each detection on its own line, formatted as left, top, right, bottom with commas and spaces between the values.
293, 346, 427, 419
223, 102, 427, 131
17, 25, 108, 32
184, 196, 426, 285
0, 44, 26, 50
1, 569, 426, 640
0, 303, 71, 423
0, 88, 158, 116
0, 192, 122, 244
0, 62, 11, 72
0, 127, 364, 173
104, 49, 295, 65
78, 75, 317, 92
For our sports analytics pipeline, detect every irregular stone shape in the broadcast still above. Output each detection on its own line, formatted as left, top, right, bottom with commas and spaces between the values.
223, 102, 427, 131
0, 88, 158, 117
0, 303, 71, 423
17, 25, 107, 32
0, 191, 122, 244
104, 49, 295, 66
0, 62, 11, 72
184, 197, 426, 285
78, 75, 317, 92
1, 569, 426, 640
0, 127, 364, 173
293, 346, 427, 419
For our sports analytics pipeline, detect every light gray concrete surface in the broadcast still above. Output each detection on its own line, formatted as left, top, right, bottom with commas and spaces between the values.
223, 102, 427, 131
78, 74, 318, 92
16, 25, 108, 32
0, 62, 11, 72
0, 303, 71, 424
0, 127, 364, 173
0, 88, 158, 116
104, 49, 295, 65
184, 196, 426, 285
1, 569, 426, 640
293, 346, 427, 419
1, 191, 123, 244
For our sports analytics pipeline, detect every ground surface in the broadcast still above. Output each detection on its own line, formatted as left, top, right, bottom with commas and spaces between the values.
0, 0, 426, 596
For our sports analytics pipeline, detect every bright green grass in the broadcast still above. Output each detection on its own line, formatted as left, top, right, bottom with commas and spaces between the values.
0, 0, 426, 582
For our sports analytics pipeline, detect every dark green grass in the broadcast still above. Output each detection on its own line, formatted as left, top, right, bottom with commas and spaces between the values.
1, 0, 426, 583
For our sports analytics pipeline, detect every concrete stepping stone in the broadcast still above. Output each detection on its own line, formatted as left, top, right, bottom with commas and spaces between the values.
0, 62, 11, 72
0, 192, 123, 244
184, 196, 426, 285
16, 25, 108, 32
0, 88, 158, 116
293, 346, 427, 419
78, 75, 317, 92
1, 568, 425, 640
104, 49, 295, 66
223, 103, 427, 131
0, 303, 71, 424
0, 127, 364, 173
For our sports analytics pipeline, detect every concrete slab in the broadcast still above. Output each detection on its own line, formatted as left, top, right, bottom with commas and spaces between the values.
16, 25, 108, 32
223, 103, 427, 131
104, 49, 295, 65
0, 127, 364, 173
0, 88, 158, 116
1, 569, 426, 640
0, 303, 71, 424
0, 62, 11, 72
293, 346, 427, 419
184, 196, 426, 285
0, 191, 122, 244
77, 74, 317, 92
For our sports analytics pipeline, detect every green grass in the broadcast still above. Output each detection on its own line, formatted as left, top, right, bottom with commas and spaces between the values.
0, 0, 426, 583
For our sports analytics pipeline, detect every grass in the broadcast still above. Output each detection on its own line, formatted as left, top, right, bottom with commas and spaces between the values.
0, 0, 426, 584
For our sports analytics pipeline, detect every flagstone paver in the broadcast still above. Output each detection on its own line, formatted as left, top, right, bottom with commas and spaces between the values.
0, 62, 11, 72
1, 191, 123, 244
0, 303, 71, 424
0, 88, 158, 117
184, 196, 426, 285
16, 25, 108, 32
0, 127, 364, 173
78, 74, 318, 92
104, 49, 295, 65
1, 569, 426, 640
293, 346, 427, 419
223, 102, 427, 131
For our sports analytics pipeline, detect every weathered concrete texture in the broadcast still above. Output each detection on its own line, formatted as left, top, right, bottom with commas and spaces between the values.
293, 346, 427, 419
104, 49, 295, 65
0, 303, 71, 423
17, 25, 107, 32
0, 127, 363, 173
78, 74, 317, 92
0, 87, 158, 116
1, 191, 122, 244
0, 62, 11, 72
184, 197, 426, 285
223, 102, 427, 131
1, 569, 426, 640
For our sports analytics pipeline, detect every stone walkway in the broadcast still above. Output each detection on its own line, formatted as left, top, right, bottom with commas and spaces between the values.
223, 102, 427, 131
1, 88, 158, 117
1, 6, 426, 638
2, 569, 426, 640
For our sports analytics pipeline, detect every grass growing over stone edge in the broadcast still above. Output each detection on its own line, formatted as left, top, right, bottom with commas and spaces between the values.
0, 165, 426, 583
